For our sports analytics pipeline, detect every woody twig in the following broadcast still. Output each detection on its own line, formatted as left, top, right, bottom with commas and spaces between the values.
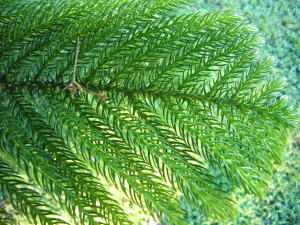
63, 37, 109, 101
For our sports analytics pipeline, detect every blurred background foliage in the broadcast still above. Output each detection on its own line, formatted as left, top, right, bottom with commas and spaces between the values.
181, 0, 300, 224
1, 0, 298, 224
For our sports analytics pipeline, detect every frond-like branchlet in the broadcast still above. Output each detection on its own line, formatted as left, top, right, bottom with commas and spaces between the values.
0, 95, 132, 225
0, 159, 71, 225
0, 0, 297, 224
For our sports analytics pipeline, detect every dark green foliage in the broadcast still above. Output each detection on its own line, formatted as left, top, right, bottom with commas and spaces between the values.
182, 143, 300, 225
181, 1, 300, 224
0, 0, 297, 224
188, 0, 300, 106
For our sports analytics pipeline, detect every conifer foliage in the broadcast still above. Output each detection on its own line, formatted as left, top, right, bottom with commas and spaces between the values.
0, 0, 297, 224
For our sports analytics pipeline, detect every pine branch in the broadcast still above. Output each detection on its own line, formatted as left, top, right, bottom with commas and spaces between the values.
0, 0, 298, 224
